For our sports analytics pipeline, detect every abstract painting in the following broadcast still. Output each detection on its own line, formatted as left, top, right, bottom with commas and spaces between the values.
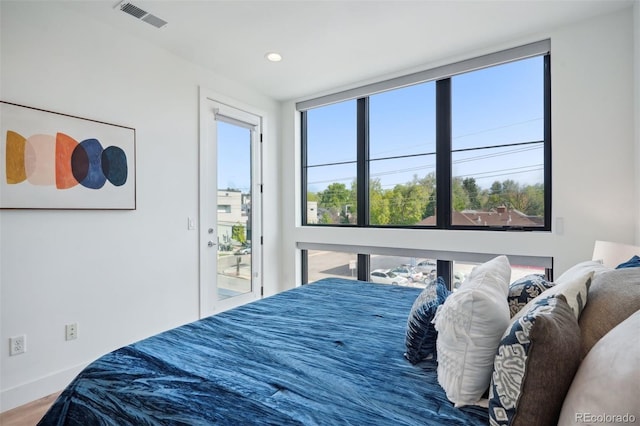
1, 101, 136, 209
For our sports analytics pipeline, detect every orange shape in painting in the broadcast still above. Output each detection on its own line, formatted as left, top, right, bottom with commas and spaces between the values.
25, 134, 56, 186
5, 131, 27, 184
56, 132, 79, 189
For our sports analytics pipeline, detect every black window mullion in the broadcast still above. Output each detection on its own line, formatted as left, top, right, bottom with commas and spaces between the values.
301, 111, 308, 225
436, 79, 452, 229
357, 98, 369, 227
437, 260, 453, 292
357, 98, 370, 278
357, 253, 370, 282
543, 54, 552, 231
301, 249, 309, 285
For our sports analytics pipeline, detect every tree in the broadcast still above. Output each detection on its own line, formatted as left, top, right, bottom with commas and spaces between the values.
318, 183, 351, 209
486, 181, 504, 210
387, 179, 429, 225
318, 211, 332, 224
452, 178, 470, 211
462, 177, 481, 210
369, 178, 390, 225
524, 184, 545, 216
231, 223, 246, 244
316, 182, 355, 224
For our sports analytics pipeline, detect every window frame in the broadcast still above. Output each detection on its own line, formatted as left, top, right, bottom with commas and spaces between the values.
300, 44, 551, 232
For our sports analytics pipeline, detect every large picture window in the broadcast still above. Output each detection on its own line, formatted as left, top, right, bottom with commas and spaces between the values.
300, 41, 551, 231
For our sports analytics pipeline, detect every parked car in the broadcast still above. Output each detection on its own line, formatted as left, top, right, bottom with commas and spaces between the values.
370, 269, 409, 286
389, 265, 423, 282
234, 247, 251, 255
422, 271, 466, 290
452, 271, 466, 291
414, 259, 437, 273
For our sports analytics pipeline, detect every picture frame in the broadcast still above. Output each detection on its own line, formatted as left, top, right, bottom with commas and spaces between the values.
1, 101, 136, 210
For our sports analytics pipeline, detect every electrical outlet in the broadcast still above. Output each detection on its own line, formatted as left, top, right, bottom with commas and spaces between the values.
10, 335, 26, 356
65, 323, 78, 341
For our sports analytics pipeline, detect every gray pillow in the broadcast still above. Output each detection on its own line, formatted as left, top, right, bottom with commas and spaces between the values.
578, 268, 640, 359
489, 295, 581, 426
558, 310, 640, 425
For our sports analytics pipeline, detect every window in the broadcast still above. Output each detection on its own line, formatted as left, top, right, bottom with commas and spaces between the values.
299, 245, 552, 291
300, 41, 550, 231
305, 249, 358, 283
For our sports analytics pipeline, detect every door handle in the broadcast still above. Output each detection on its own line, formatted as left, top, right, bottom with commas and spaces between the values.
208, 241, 216, 247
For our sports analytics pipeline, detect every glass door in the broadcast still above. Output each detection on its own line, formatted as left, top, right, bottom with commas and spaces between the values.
200, 94, 262, 316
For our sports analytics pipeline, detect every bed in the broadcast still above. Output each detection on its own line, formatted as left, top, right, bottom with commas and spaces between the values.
38, 278, 488, 425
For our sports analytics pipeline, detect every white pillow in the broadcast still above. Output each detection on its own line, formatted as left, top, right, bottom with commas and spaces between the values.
433, 255, 511, 407
558, 310, 640, 425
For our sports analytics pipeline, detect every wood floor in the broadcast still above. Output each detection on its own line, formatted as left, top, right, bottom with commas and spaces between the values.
0, 392, 60, 426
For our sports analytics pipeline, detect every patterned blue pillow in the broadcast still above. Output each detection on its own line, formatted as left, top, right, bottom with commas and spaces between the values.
489, 295, 581, 426
404, 277, 450, 364
507, 274, 554, 318
616, 255, 640, 269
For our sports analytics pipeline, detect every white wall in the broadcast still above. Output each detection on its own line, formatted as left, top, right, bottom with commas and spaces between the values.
0, 2, 281, 411
635, 0, 640, 243
281, 7, 637, 287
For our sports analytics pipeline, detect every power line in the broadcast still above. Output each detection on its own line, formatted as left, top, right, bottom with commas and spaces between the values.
308, 143, 543, 186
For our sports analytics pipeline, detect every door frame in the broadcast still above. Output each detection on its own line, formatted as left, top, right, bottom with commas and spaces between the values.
198, 87, 263, 318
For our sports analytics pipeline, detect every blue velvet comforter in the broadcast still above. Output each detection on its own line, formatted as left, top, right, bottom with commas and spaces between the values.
39, 278, 488, 425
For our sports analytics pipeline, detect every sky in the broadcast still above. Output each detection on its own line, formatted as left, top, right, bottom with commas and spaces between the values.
217, 121, 252, 193
306, 55, 545, 193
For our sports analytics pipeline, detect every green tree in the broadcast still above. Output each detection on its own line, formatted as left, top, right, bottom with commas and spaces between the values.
523, 184, 545, 216
387, 179, 429, 225
424, 192, 436, 218
369, 178, 390, 225
420, 173, 437, 219
319, 212, 332, 224
231, 223, 246, 244
486, 181, 504, 209
318, 182, 351, 209
452, 177, 470, 211
462, 177, 481, 210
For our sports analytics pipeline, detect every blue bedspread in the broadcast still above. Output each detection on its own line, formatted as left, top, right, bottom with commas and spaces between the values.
39, 278, 488, 425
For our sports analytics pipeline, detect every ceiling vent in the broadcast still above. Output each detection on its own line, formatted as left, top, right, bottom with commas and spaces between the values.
116, 1, 168, 29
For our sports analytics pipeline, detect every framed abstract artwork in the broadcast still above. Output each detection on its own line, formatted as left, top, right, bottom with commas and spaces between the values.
1, 101, 136, 209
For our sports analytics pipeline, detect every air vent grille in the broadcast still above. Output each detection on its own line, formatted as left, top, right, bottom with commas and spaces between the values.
141, 14, 168, 29
117, 1, 168, 29
121, 3, 146, 19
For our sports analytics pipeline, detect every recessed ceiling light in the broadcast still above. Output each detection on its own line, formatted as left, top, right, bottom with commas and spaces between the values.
265, 52, 282, 62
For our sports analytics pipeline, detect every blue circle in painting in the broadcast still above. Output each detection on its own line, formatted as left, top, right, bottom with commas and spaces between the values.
102, 146, 128, 187
76, 139, 106, 189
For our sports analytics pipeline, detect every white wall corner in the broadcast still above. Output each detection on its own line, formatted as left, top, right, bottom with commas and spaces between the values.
635, 0, 640, 244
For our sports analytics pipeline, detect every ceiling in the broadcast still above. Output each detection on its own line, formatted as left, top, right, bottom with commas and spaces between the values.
60, 0, 634, 102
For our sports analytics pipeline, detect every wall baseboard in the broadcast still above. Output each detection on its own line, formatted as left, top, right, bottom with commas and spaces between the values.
0, 362, 87, 413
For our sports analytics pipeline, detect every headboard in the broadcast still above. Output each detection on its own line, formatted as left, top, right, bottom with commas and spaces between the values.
592, 240, 640, 268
